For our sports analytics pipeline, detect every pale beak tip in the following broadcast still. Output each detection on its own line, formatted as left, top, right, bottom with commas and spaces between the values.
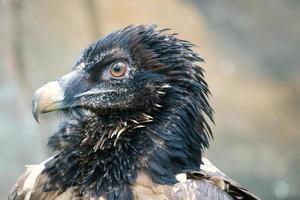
32, 100, 40, 123
31, 81, 65, 123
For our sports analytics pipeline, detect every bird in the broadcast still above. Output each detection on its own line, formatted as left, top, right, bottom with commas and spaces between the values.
9, 25, 260, 200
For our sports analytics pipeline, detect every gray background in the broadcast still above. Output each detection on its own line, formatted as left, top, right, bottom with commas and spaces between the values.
0, 0, 299, 199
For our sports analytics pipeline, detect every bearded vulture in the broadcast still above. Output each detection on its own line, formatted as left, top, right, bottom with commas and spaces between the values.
9, 25, 260, 200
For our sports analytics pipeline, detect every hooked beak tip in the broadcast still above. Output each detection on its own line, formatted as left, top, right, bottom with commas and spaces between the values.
32, 100, 40, 123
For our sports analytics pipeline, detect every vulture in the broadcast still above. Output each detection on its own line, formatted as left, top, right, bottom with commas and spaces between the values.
9, 25, 260, 200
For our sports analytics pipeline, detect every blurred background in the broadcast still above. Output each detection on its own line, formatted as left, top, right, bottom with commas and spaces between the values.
0, 0, 299, 199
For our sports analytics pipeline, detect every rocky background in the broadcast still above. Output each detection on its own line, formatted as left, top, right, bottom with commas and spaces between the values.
0, 0, 299, 199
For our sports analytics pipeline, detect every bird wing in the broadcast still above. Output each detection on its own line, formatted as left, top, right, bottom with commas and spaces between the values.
132, 170, 233, 200
132, 158, 260, 200
183, 158, 261, 200
8, 156, 76, 200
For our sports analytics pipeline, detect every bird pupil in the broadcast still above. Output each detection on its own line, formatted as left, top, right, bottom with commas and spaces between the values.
113, 64, 121, 72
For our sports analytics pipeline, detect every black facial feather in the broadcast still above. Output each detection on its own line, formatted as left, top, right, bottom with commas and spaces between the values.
43, 25, 213, 200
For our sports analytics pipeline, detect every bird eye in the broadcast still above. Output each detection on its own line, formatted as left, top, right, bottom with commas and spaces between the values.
109, 62, 128, 78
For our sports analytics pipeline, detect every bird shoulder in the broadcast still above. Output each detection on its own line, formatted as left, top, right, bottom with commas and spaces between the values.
8, 157, 78, 200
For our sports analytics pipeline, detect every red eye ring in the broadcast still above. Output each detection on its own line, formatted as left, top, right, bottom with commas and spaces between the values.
109, 62, 127, 78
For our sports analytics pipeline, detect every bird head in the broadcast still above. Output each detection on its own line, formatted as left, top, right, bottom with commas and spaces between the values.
32, 25, 212, 126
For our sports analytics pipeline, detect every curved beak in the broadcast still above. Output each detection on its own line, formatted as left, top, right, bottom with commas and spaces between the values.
32, 81, 64, 123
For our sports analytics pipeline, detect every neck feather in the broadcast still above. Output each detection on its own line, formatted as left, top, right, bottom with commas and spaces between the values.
44, 89, 211, 200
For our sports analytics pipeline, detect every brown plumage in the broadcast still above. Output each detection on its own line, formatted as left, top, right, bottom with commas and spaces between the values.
9, 157, 259, 200
9, 25, 260, 200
